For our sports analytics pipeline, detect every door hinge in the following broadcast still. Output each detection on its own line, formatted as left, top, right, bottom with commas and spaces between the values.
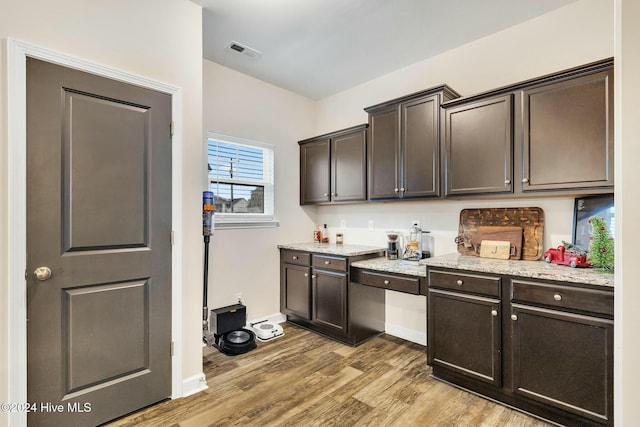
171, 341, 175, 357
170, 230, 175, 246
170, 121, 174, 136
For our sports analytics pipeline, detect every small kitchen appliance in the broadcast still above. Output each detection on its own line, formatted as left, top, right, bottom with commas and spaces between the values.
211, 303, 257, 356
402, 224, 422, 261
421, 230, 432, 259
386, 231, 403, 260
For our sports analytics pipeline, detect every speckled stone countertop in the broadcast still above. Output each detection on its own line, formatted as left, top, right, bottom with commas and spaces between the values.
277, 242, 386, 257
421, 253, 614, 288
351, 257, 427, 278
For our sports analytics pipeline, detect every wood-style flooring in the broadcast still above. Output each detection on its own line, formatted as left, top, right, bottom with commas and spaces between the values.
107, 323, 553, 427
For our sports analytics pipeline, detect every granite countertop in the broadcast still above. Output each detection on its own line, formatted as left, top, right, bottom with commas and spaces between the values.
351, 257, 427, 278
421, 253, 614, 288
278, 242, 386, 257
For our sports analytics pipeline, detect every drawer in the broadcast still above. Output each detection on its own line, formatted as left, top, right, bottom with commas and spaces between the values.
312, 254, 347, 272
429, 269, 500, 297
358, 270, 420, 295
511, 279, 613, 317
281, 249, 310, 266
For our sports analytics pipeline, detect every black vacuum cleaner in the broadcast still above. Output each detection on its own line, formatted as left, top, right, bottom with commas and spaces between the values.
202, 191, 256, 355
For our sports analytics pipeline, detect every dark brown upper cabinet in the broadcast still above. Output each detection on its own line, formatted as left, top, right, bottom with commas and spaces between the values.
444, 94, 513, 196
299, 124, 367, 205
365, 86, 460, 201
521, 68, 614, 192
442, 58, 614, 198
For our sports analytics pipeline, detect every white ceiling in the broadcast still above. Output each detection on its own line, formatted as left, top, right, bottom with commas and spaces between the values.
195, 0, 579, 100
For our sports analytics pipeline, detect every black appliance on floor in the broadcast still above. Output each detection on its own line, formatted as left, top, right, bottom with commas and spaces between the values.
210, 303, 256, 356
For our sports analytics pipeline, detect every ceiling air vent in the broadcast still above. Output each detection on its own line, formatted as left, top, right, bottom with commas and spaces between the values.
226, 41, 262, 59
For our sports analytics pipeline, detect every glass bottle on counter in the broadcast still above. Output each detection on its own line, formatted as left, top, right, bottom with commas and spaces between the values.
314, 224, 321, 243
322, 224, 329, 243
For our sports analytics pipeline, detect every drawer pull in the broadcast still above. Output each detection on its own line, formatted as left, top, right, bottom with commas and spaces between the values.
325, 261, 331, 265
292, 256, 298, 260
491, 309, 498, 317
456, 279, 463, 286
394, 188, 399, 193
511, 314, 518, 321
383, 280, 390, 285
554, 294, 562, 301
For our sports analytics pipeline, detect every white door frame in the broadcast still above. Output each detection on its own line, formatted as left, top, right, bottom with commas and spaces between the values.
5, 38, 184, 427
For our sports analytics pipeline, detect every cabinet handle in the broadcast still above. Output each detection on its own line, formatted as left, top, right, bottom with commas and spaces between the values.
292, 256, 298, 260
456, 279, 463, 286
554, 294, 562, 301
331, 193, 335, 196
511, 314, 518, 321
394, 188, 399, 193
504, 179, 511, 185
304, 273, 308, 277
323, 193, 328, 197
491, 309, 498, 317
522, 178, 529, 184
383, 280, 390, 285
311, 274, 316, 279
400, 187, 406, 192
324, 261, 331, 265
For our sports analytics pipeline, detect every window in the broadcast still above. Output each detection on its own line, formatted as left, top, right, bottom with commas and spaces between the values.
207, 133, 277, 229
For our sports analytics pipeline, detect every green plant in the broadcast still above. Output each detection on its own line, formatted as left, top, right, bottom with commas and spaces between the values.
588, 216, 614, 271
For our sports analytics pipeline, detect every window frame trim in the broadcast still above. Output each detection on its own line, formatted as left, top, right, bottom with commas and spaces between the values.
206, 132, 277, 229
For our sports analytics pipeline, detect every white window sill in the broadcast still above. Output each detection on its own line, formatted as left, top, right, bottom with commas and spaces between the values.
214, 220, 280, 230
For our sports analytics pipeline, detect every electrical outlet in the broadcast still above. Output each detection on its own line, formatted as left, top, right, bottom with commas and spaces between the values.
368, 220, 374, 231
340, 219, 346, 229
411, 220, 421, 229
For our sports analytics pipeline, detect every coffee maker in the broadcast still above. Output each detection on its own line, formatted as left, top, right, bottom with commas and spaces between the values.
386, 231, 403, 260
403, 224, 422, 261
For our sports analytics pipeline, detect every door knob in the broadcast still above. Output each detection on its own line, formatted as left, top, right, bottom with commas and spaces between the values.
34, 266, 52, 281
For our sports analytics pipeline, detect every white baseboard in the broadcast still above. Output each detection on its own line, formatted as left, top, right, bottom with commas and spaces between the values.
384, 322, 427, 346
181, 372, 208, 398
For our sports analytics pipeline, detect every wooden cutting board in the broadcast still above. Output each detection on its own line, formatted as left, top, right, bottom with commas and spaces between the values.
456, 207, 544, 260
472, 226, 523, 260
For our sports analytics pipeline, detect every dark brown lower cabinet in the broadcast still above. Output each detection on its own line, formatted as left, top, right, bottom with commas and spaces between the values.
428, 289, 501, 386
280, 248, 385, 345
427, 267, 613, 427
511, 303, 613, 425
312, 269, 347, 332
282, 263, 311, 320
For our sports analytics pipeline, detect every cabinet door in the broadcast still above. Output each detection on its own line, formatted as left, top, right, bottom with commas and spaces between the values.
368, 105, 400, 200
444, 95, 513, 196
510, 304, 613, 424
331, 128, 367, 202
300, 139, 330, 205
282, 263, 311, 319
312, 269, 347, 332
428, 289, 502, 386
402, 95, 440, 198
521, 69, 614, 191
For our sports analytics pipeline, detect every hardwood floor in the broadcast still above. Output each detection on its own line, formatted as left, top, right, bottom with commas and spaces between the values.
107, 323, 553, 427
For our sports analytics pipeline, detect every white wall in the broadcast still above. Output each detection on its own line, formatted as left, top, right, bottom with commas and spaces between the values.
615, 0, 640, 424
0, 0, 203, 422
202, 60, 316, 321
313, 0, 614, 343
